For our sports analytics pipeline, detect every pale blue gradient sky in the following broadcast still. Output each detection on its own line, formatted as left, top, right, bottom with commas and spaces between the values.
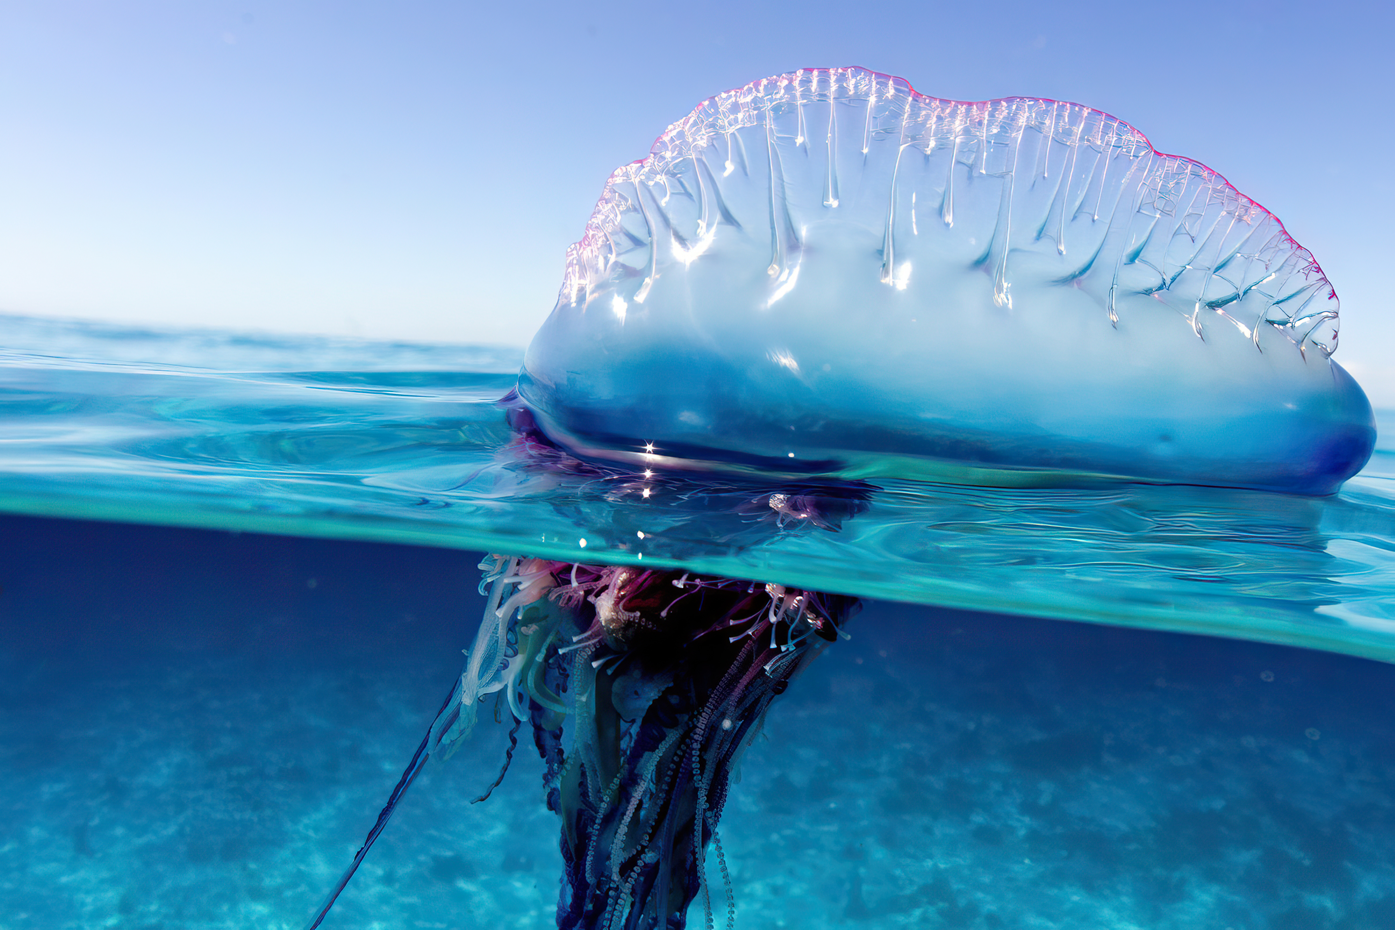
2, 1, 1392, 401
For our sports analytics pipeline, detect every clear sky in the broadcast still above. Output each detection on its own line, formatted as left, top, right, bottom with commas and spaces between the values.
2, 0, 1392, 403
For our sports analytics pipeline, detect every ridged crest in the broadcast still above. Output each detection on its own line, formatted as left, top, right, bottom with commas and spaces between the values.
556, 67, 1338, 357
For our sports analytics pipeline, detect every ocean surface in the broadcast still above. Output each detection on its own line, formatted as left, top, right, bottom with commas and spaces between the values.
3, 314, 1394, 929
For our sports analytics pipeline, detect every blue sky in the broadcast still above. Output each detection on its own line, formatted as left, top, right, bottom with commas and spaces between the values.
2, 0, 1392, 402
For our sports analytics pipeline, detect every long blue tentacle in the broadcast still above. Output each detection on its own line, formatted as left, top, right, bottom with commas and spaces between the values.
303, 679, 459, 930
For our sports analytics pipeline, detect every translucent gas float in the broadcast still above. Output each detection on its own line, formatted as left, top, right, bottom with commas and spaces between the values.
518, 67, 1375, 494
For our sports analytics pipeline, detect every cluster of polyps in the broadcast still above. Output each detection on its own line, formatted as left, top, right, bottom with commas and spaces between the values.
433, 554, 864, 929
481, 556, 846, 664
751, 582, 838, 661
315, 547, 861, 930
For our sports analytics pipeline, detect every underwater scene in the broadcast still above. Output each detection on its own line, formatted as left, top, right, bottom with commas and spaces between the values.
1, 312, 1393, 930
5, 67, 1395, 930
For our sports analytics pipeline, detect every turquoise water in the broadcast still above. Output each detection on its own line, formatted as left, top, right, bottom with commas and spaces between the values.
3, 313, 1395, 929
4, 313, 1393, 660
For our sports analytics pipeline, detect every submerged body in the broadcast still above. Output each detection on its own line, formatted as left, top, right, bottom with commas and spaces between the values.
307, 554, 858, 930
520, 67, 1375, 494
436, 558, 858, 930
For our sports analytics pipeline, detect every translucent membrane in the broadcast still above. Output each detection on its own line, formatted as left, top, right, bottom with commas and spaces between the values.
520, 67, 1375, 494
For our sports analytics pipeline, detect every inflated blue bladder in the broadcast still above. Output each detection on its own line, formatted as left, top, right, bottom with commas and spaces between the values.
518, 67, 1375, 494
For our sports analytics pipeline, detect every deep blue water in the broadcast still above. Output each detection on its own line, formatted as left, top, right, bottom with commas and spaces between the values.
3, 315, 1395, 928
6, 514, 1395, 929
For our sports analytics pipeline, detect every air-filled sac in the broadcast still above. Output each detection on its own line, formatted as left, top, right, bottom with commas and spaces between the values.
518, 67, 1375, 495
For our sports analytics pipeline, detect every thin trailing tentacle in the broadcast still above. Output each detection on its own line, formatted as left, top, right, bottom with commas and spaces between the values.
302, 680, 459, 930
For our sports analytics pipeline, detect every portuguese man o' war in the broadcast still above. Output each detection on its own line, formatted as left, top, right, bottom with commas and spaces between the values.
519, 66, 1375, 494
306, 68, 1377, 930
